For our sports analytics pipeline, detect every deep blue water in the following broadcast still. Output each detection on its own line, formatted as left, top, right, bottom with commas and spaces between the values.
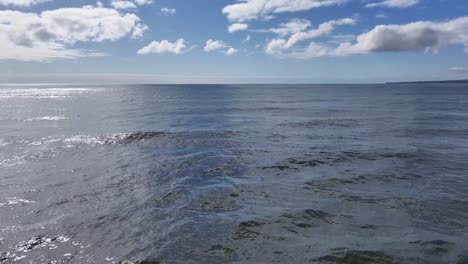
0, 84, 468, 263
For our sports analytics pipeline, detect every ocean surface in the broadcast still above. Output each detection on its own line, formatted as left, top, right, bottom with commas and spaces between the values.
0, 84, 467, 264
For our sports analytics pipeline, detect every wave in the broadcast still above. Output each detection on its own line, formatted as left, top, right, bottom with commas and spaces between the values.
27, 132, 170, 147
0, 197, 36, 208
263, 150, 416, 171
282, 119, 360, 128
26, 116, 68, 121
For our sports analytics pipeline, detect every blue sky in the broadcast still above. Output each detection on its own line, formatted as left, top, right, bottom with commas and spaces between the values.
0, 0, 467, 83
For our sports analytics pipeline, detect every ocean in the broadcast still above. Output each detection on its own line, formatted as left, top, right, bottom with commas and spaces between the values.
0, 84, 467, 263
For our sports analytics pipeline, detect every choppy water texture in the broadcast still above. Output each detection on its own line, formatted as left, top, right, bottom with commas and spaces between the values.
1, 84, 468, 264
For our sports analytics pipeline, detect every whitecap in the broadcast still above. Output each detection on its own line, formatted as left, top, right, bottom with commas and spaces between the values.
26, 116, 68, 121
63, 135, 105, 146
0, 198, 36, 207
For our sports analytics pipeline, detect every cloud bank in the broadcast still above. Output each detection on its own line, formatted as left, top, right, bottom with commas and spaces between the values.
265, 16, 468, 60
0, 6, 146, 61
265, 18, 356, 57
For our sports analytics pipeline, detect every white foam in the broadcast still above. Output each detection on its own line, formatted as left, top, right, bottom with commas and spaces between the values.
0, 155, 27, 168
63, 135, 105, 146
0, 197, 36, 208
26, 116, 68, 121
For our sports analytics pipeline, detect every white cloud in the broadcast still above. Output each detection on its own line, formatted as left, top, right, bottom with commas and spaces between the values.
160, 7, 176, 15
334, 16, 468, 56
0, 0, 49, 6
204, 39, 229, 52
111, 0, 136, 9
134, 0, 152, 4
228, 23, 249, 33
132, 23, 149, 39
265, 16, 468, 60
269, 19, 311, 36
222, 0, 349, 22
111, 0, 153, 9
365, 0, 418, 8
265, 18, 356, 56
449, 67, 466, 74
286, 18, 356, 48
0, 6, 146, 61
204, 39, 238, 56
137, 39, 189, 55
225, 47, 238, 55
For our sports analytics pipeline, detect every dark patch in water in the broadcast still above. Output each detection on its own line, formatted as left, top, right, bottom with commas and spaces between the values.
411, 240, 455, 255
358, 224, 378, 229
262, 165, 299, 171
232, 221, 263, 240
0, 253, 7, 263
232, 209, 335, 240
283, 119, 359, 128
154, 191, 184, 206
281, 209, 335, 225
265, 150, 416, 172
206, 244, 235, 256
312, 248, 402, 264
187, 191, 240, 212
105, 132, 167, 144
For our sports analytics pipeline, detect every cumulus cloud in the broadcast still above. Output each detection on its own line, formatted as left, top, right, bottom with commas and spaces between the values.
225, 47, 238, 55
228, 23, 249, 33
160, 7, 176, 15
222, 0, 349, 22
111, 0, 152, 9
449, 67, 466, 74
365, 0, 418, 8
265, 16, 468, 60
268, 19, 311, 36
0, 6, 146, 61
265, 18, 356, 56
132, 23, 149, 39
111, 0, 136, 9
204, 39, 238, 56
134, 0, 152, 4
334, 16, 468, 56
204, 39, 229, 52
137, 39, 189, 55
0, 0, 49, 6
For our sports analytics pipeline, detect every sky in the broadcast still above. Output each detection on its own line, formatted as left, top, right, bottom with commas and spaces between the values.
0, 0, 467, 84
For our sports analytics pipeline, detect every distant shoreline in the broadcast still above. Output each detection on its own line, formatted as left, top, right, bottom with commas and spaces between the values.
387, 79, 468, 84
